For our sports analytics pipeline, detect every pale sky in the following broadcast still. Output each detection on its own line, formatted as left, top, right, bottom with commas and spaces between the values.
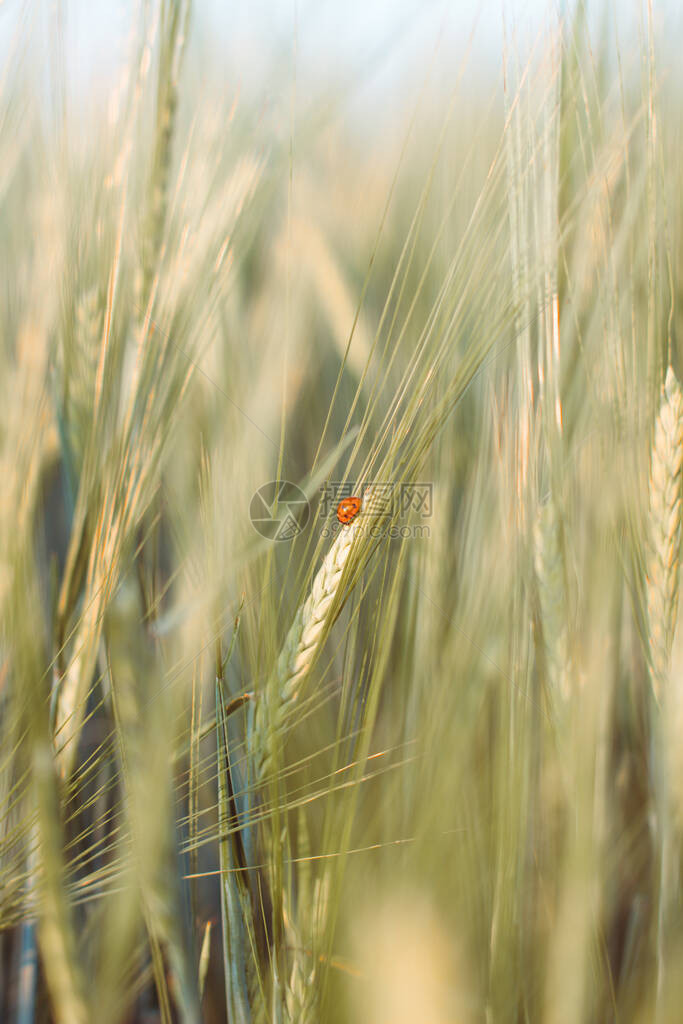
1, 1, 681, 121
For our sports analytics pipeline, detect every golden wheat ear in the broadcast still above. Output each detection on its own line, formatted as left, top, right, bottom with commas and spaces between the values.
646, 366, 683, 703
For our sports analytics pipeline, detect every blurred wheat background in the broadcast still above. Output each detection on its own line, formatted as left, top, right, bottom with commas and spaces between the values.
1, 0, 683, 1020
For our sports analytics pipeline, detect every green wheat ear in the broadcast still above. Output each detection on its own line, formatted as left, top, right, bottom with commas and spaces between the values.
251, 505, 366, 787
250, 487, 391, 787
646, 366, 683, 703
534, 497, 570, 709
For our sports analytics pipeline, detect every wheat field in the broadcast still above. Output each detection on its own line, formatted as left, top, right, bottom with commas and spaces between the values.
1, 1, 683, 1021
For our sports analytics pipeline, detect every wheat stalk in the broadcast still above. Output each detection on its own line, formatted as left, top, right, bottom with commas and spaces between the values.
646, 366, 683, 702
284, 909, 317, 1023
282, 809, 326, 1022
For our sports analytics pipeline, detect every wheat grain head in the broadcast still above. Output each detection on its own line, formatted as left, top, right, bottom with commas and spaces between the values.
252, 489, 384, 786
646, 366, 683, 702
534, 497, 571, 707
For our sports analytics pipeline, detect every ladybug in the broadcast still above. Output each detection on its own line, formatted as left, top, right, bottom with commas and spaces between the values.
336, 496, 361, 525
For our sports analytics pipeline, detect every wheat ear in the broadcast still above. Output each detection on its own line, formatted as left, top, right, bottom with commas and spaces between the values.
533, 498, 570, 707
252, 493, 379, 785
646, 366, 683, 702
71, 286, 102, 450
645, 367, 683, 1011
